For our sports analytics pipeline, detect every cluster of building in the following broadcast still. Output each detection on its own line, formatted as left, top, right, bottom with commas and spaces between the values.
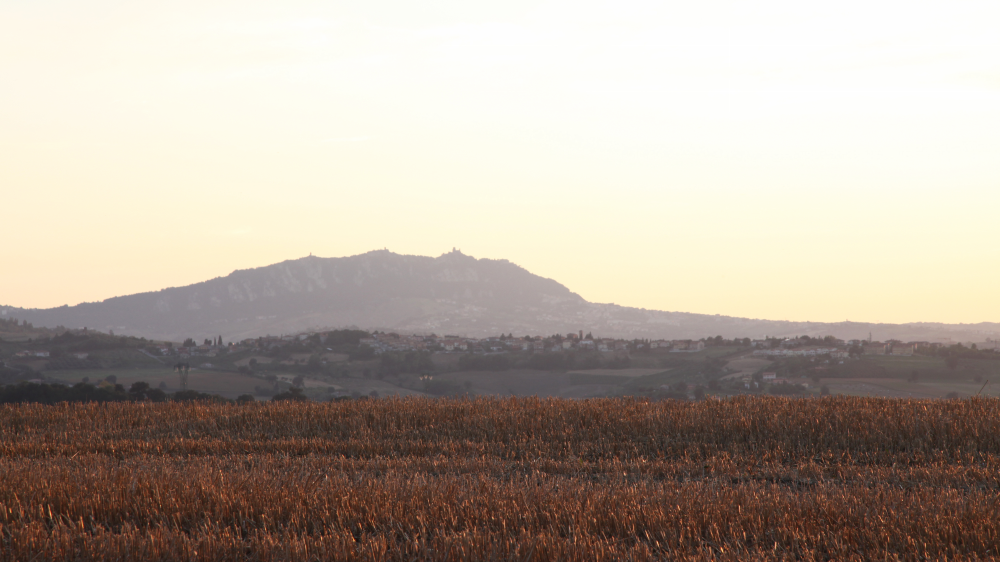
138, 331, 707, 359
13, 350, 51, 358
352, 331, 710, 355
14, 329, 995, 363
752, 348, 851, 359
860, 343, 915, 356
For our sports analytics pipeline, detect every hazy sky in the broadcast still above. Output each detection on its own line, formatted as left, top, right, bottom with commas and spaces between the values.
2, 0, 998, 324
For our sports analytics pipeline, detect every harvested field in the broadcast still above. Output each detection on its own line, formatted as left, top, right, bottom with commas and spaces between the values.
1, 396, 999, 561
723, 357, 772, 378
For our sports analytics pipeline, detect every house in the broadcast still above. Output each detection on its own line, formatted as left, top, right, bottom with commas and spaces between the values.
561, 341, 573, 350
863, 344, 887, 356
762, 372, 777, 381
890, 344, 914, 356
439, 339, 466, 352
72, 352, 89, 359
671, 340, 705, 352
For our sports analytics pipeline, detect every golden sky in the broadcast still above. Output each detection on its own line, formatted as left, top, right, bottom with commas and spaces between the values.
2, 0, 998, 324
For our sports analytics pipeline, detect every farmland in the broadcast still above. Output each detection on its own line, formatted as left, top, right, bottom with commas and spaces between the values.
1, 397, 999, 560
41, 368, 265, 398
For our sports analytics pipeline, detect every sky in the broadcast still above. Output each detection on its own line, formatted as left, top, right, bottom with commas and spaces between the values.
1, 0, 998, 324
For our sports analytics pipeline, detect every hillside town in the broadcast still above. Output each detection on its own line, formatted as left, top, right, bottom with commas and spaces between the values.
3, 313, 1000, 405
5, 320, 999, 363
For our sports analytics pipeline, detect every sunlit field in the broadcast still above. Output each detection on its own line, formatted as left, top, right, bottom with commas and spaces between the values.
2, 396, 999, 561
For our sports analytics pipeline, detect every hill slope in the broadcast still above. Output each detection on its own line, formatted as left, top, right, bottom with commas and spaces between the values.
3, 250, 998, 343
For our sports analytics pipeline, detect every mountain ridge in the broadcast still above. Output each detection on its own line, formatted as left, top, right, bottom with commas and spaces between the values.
3, 250, 998, 344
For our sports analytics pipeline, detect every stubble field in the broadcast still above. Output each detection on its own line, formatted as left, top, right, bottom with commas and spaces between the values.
1, 396, 999, 561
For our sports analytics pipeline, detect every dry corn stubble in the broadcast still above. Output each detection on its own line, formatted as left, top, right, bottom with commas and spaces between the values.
1, 396, 999, 561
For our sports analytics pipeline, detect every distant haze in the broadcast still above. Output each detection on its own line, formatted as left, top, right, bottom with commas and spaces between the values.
2, 0, 998, 324
2, 250, 998, 344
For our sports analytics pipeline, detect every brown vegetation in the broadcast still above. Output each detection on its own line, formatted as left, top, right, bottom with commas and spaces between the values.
1, 397, 999, 561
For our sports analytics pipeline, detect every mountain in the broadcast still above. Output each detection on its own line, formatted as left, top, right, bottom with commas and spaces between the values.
3, 249, 999, 344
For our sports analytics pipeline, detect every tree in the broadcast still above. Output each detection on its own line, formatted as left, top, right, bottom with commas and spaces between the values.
173, 362, 190, 390
946, 353, 960, 372
820, 385, 830, 396
272, 387, 307, 402
307, 354, 323, 372
693, 385, 706, 400
292, 375, 305, 388
129, 381, 150, 398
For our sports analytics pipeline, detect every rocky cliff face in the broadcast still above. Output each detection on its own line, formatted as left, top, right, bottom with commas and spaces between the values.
3, 250, 998, 343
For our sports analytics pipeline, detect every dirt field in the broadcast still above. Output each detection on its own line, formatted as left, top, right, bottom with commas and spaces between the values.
723, 357, 772, 378
565, 368, 669, 378
233, 356, 273, 366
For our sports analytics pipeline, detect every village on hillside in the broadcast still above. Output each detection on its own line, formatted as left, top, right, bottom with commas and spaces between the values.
3, 309, 1000, 403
